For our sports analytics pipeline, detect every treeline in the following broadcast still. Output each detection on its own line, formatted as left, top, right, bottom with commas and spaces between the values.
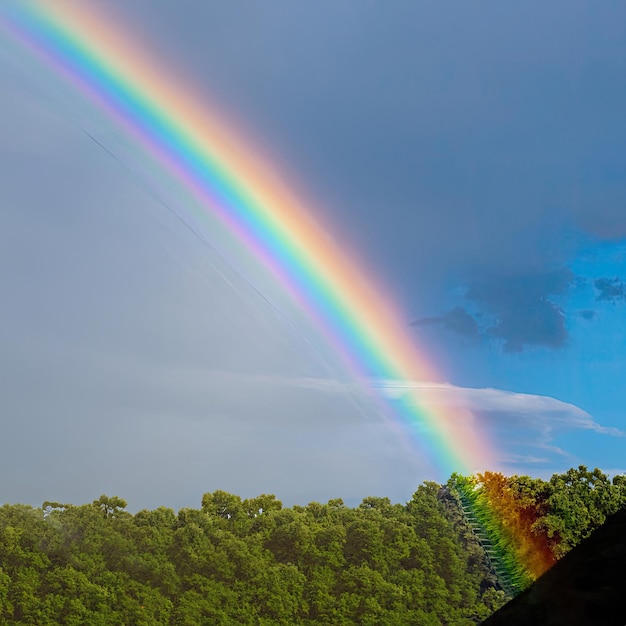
0, 467, 624, 625
0, 485, 499, 625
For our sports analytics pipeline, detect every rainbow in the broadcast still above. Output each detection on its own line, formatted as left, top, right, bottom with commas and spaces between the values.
0, 1, 495, 476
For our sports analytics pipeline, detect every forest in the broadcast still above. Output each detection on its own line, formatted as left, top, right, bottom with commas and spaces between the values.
0, 465, 624, 625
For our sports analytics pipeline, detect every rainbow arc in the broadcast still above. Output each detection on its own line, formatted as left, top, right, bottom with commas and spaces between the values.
0, 0, 496, 477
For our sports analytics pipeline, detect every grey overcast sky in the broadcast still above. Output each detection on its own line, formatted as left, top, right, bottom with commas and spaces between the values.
1, 0, 625, 511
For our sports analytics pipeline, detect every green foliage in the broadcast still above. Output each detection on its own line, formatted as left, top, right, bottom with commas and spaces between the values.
533, 465, 626, 557
0, 467, 621, 623
0, 488, 496, 624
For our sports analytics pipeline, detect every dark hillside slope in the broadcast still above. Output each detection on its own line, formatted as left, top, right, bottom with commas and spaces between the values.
482, 508, 626, 626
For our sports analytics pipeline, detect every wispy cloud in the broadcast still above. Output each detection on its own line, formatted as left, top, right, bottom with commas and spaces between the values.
374, 379, 623, 468
376, 379, 621, 434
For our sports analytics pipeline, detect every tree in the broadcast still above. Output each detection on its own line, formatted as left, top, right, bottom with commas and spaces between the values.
93, 495, 128, 519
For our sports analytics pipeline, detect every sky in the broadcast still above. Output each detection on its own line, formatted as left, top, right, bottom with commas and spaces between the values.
1, 0, 625, 511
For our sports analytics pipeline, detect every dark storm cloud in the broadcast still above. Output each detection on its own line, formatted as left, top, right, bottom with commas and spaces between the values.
411, 306, 481, 340
465, 269, 574, 352
595, 277, 626, 301
580, 309, 597, 320
416, 269, 576, 352
484, 299, 567, 353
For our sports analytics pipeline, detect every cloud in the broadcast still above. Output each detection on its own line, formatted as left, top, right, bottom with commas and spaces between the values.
505, 454, 551, 465
594, 277, 626, 301
464, 269, 574, 352
376, 379, 623, 466
579, 309, 597, 320
411, 306, 481, 340
485, 299, 566, 352
377, 380, 620, 435
413, 269, 577, 352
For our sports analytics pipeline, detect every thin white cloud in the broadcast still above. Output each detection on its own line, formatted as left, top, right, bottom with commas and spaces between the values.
375, 379, 622, 436
373, 379, 623, 469
504, 453, 551, 465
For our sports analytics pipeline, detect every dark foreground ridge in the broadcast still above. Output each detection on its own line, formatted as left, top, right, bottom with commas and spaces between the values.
482, 508, 626, 626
